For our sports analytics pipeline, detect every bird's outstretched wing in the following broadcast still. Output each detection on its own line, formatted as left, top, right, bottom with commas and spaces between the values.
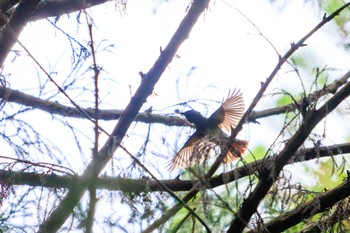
169, 89, 245, 170
168, 133, 215, 171
209, 89, 245, 135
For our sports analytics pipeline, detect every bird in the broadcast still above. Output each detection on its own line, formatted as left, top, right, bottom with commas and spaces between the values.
169, 89, 248, 170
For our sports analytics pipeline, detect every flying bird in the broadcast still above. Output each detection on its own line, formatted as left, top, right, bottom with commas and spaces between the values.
169, 89, 248, 170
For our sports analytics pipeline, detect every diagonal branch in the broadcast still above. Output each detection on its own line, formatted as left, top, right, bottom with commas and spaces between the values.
300, 204, 350, 233
247, 177, 350, 233
226, 3, 350, 232
228, 73, 350, 230
249, 69, 350, 123
0, 0, 41, 66
143, 3, 350, 233
37, 0, 210, 232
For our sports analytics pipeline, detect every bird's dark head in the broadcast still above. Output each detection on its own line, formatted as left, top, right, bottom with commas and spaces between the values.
181, 110, 201, 122
181, 110, 205, 124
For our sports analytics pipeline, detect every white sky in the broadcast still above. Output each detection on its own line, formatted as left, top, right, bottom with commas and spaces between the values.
3, 0, 350, 231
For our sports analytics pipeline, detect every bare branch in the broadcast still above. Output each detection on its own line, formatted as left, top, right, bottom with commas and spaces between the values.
32, 0, 112, 21
229, 74, 350, 231
0, 1, 114, 25
145, 3, 350, 233
0, 0, 41, 66
0, 85, 191, 126
248, 178, 350, 233
2, 67, 349, 130
2, 143, 350, 192
227, 4, 350, 232
249, 69, 350, 123
37, 0, 211, 231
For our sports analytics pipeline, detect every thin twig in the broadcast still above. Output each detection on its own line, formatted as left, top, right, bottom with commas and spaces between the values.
38, 0, 211, 231
228, 3, 350, 230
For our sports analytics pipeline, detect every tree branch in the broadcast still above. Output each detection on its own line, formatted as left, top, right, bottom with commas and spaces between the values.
0, 85, 191, 126
37, 0, 210, 232
228, 74, 350, 230
144, 3, 350, 233
248, 177, 350, 233
2, 68, 349, 128
0, 0, 41, 66
32, 0, 111, 21
0, 0, 112, 26
300, 205, 350, 233
227, 4, 350, 232
249, 68, 350, 123
2, 143, 350, 192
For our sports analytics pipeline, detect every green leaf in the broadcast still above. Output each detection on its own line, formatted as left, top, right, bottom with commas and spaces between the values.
291, 55, 307, 69
277, 95, 292, 107
243, 145, 267, 163
321, 0, 350, 27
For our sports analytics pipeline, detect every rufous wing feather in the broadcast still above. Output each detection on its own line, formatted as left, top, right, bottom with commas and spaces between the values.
224, 139, 248, 163
169, 134, 216, 170
209, 89, 245, 135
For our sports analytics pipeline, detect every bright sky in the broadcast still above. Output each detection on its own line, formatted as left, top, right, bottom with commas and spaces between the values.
3, 0, 350, 231
4, 0, 350, 185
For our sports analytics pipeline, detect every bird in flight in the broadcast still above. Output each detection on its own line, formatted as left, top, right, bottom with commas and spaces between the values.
169, 89, 248, 170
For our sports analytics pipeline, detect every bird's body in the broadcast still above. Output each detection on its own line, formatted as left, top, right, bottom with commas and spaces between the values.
169, 90, 248, 170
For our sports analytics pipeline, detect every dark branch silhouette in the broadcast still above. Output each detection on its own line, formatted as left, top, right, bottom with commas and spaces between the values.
1, 1, 350, 232
0, 85, 190, 126
144, 3, 350, 232
229, 75, 350, 231
37, 0, 211, 232
248, 177, 350, 233
1, 68, 349, 127
0, 0, 41, 66
0, 0, 112, 27
2, 143, 350, 192
33, 0, 111, 21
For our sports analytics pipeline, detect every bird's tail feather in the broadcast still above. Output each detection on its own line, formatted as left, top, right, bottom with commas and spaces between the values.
224, 139, 248, 163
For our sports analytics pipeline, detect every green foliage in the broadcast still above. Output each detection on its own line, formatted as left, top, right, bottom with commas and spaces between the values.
322, 0, 346, 14
168, 176, 256, 232
168, 205, 194, 232
244, 144, 267, 163
291, 54, 307, 69
168, 191, 232, 232
312, 66, 329, 88
321, 0, 350, 27
285, 223, 305, 233
316, 72, 328, 87
276, 94, 292, 107
313, 159, 346, 190
0, 223, 9, 232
